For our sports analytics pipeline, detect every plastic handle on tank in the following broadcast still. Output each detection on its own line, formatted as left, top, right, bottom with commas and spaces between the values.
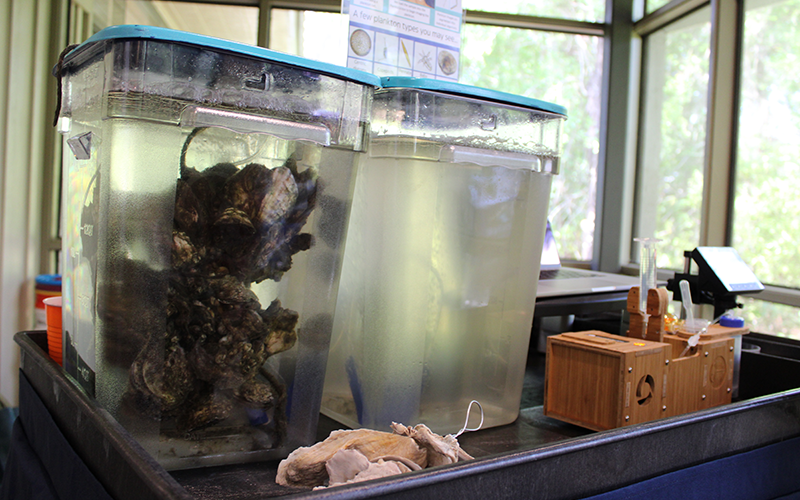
180, 106, 331, 146
444, 145, 553, 171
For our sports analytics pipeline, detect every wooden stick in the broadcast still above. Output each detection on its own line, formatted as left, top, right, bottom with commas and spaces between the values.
626, 287, 647, 339
644, 288, 669, 342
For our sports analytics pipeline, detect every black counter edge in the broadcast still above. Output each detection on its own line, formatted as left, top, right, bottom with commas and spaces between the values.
15, 331, 193, 500
283, 385, 800, 499
15, 330, 800, 500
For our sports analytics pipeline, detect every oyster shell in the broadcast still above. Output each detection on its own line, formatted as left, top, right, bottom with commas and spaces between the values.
391, 422, 474, 467
276, 428, 427, 488
321, 450, 412, 489
276, 422, 476, 489
325, 449, 370, 485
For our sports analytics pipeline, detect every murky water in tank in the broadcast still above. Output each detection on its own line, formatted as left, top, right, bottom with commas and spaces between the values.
323, 152, 552, 434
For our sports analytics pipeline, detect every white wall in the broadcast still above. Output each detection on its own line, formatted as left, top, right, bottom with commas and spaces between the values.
0, 0, 67, 406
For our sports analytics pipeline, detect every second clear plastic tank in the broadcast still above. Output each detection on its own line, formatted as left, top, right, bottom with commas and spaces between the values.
321, 77, 567, 433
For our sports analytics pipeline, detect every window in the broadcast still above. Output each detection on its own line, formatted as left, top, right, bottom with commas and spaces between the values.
124, 1, 259, 44
731, 0, 800, 336
460, 25, 603, 260
646, 0, 673, 15
69, 0, 258, 44
732, 0, 800, 289
740, 297, 800, 340
634, 6, 711, 271
268, 9, 348, 65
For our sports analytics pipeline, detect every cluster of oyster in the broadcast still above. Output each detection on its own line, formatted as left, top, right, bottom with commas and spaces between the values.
127, 147, 317, 437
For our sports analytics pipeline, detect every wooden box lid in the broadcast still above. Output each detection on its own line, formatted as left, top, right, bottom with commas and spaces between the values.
555, 330, 669, 354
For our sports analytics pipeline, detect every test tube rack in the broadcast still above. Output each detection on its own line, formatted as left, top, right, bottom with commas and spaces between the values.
543, 286, 748, 430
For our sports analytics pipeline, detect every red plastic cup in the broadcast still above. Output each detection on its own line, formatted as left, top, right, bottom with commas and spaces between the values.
43, 296, 63, 366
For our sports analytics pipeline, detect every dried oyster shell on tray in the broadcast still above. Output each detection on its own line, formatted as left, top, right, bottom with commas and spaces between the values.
323, 449, 414, 488
391, 422, 473, 467
276, 422, 473, 489
276, 428, 427, 488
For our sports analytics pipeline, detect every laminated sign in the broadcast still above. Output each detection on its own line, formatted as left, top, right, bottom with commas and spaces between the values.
345, 0, 463, 80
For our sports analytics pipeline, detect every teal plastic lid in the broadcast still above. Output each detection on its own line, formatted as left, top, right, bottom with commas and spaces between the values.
380, 76, 567, 117
65, 25, 382, 88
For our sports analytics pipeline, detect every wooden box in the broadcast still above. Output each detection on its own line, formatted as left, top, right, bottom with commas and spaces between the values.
662, 324, 746, 417
544, 331, 672, 431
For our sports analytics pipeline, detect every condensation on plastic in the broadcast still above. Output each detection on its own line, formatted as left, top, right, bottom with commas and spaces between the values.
367, 87, 565, 173
59, 34, 374, 151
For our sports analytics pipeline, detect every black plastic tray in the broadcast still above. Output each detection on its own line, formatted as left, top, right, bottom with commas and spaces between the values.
15, 331, 800, 500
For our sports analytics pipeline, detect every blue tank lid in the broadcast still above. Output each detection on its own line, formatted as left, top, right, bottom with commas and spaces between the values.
66, 25, 382, 88
379, 76, 567, 117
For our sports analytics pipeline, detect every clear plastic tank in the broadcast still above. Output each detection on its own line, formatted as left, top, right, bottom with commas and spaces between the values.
57, 26, 378, 469
321, 77, 567, 434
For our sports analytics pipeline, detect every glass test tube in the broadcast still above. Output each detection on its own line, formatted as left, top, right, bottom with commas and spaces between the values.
634, 238, 660, 314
